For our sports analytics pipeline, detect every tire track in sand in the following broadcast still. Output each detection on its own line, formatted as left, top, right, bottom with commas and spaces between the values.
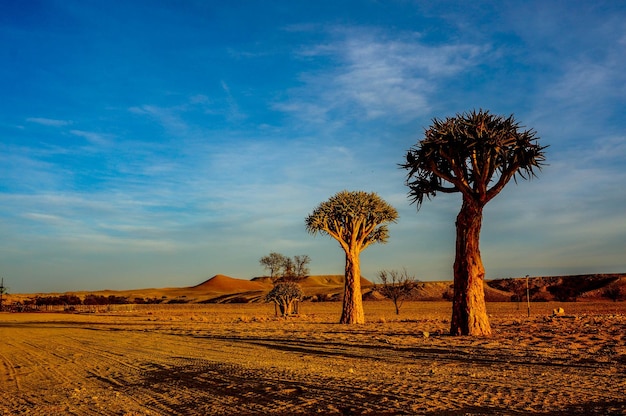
58, 332, 202, 415
0, 349, 21, 392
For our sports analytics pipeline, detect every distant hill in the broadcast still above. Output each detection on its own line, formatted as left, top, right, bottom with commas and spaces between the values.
487, 273, 626, 302
192, 274, 270, 292
5, 273, 625, 305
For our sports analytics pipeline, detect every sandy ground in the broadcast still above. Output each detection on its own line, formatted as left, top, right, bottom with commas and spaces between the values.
0, 301, 624, 415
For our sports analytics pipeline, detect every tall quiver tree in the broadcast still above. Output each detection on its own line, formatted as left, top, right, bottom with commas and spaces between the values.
402, 110, 547, 336
306, 191, 398, 324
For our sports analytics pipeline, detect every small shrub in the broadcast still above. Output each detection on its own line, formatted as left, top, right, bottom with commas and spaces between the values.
548, 285, 579, 302
167, 298, 190, 304
226, 296, 250, 304
266, 281, 304, 316
603, 285, 624, 302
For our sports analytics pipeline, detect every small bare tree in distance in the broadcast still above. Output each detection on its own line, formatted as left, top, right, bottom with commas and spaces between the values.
293, 255, 311, 280
377, 269, 420, 315
281, 257, 296, 281
260, 253, 311, 282
260, 252, 288, 281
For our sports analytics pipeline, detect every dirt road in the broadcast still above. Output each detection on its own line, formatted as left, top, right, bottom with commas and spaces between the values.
1, 302, 624, 415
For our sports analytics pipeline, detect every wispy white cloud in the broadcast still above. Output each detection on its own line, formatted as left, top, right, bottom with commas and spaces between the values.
220, 80, 246, 122
522, 7, 626, 141
275, 26, 488, 125
1, 191, 184, 254
22, 212, 65, 225
477, 132, 626, 277
26, 117, 72, 127
544, 47, 626, 123
128, 104, 191, 136
0, 143, 65, 191
69, 130, 113, 147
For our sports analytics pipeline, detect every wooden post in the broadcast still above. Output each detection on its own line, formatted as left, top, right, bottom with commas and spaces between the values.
0, 278, 6, 311
526, 275, 531, 318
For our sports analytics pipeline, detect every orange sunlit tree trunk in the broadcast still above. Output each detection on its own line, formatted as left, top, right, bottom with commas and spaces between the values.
402, 110, 547, 336
305, 191, 398, 324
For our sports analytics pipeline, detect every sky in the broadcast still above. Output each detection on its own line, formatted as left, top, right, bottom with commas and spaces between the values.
1, 1, 625, 293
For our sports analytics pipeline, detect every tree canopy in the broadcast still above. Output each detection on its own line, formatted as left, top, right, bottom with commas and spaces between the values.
305, 190, 398, 253
402, 109, 547, 209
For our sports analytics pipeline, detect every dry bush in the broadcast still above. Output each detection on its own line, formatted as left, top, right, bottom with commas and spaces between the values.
376, 269, 421, 315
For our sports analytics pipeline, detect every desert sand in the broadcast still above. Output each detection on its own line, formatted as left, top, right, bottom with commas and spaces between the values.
1, 300, 624, 415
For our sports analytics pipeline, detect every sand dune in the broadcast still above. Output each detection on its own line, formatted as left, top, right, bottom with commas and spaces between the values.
191, 274, 271, 292
299, 274, 373, 287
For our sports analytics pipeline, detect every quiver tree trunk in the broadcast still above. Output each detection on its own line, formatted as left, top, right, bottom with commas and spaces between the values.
340, 250, 365, 324
278, 299, 296, 316
451, 200, 492, 336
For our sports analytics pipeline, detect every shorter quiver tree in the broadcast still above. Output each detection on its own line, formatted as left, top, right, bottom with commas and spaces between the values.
266, 281, 304, 317
306, 190, 398, 324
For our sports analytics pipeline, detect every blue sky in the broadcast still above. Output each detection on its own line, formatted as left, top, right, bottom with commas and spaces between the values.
1, 1, 625, 293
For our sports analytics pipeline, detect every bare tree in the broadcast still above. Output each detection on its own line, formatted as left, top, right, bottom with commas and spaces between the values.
260, 252, 288, 281
281, 257, 296, 281
293, 255, 311, 280
402, 110, 547, 336
377, 269, 420, 315
306, 190, 398, 324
